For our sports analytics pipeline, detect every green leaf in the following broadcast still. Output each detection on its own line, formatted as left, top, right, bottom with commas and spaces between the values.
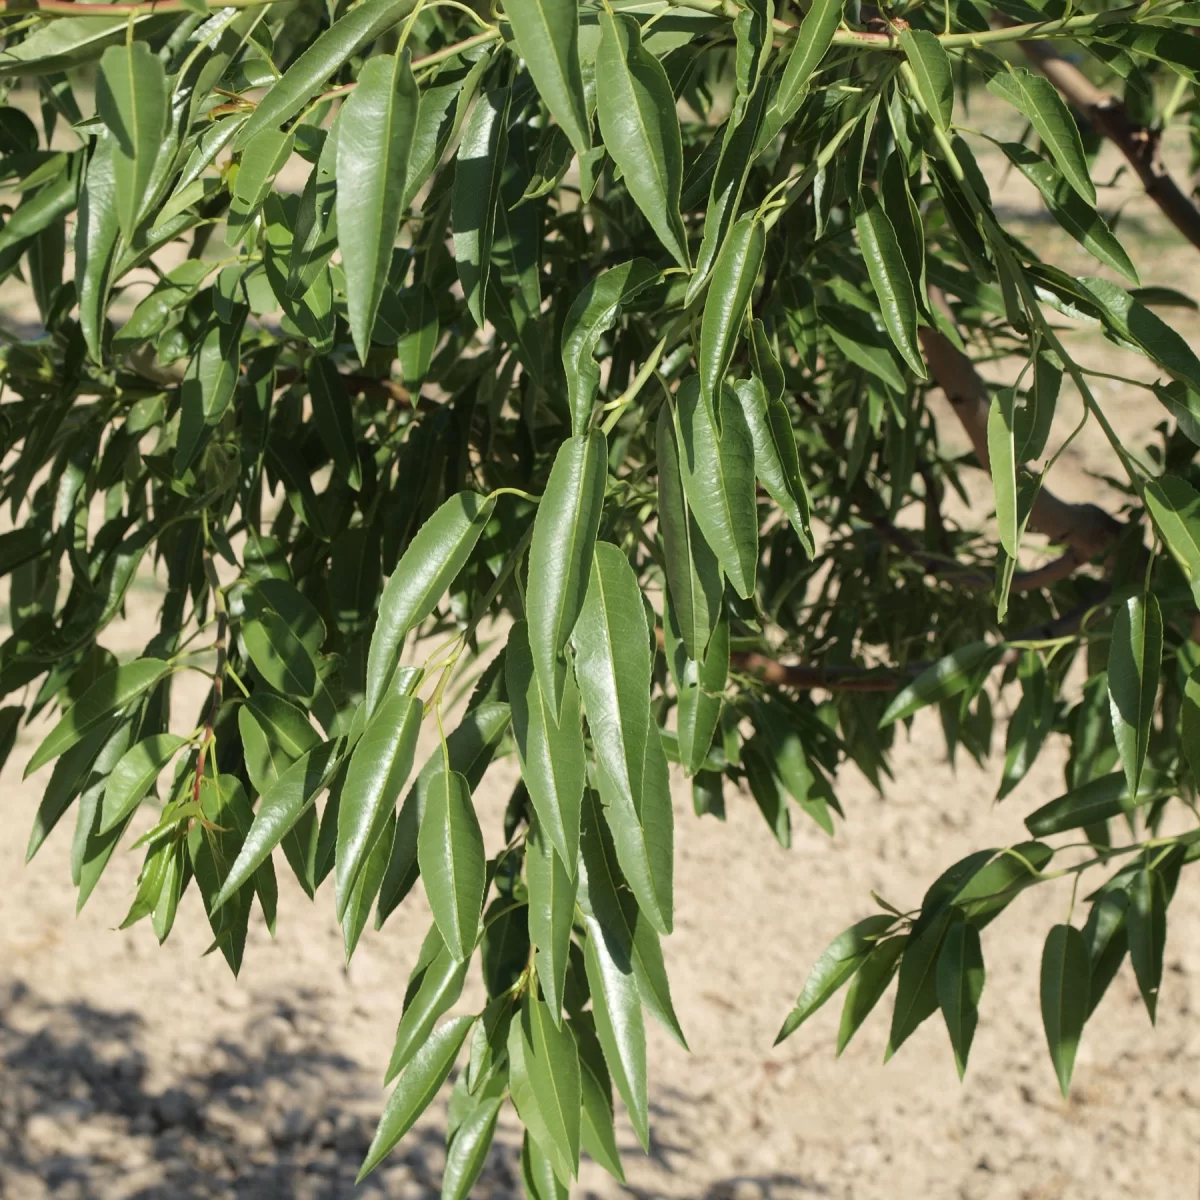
1145, 476, 1200, 607
562, 258, 659, 436
595, 10, 688, 267
342, 809, 394, 961
936, 919, 985, 1079
98, 733, 187, 835
521, 1131, 569, 1200
26, 658, 170, 777
507, 622, 585, 872
656, 403, 724, 660
307, 355, 362, 489
527, 815, 577, 1023
385, 928, 469, 1083
336, 692, 423, 919
1183, 668, 1200, 786
837, 934, 906, 1055
776, 914, 896, 1043
575, 1016, 625, 1181
997, 142, 1137, 284
376, 702, 510, 927
987, 66, 1095, 205
95, 43, 168, 244
509, 992, 581, 1181
900, 29, 954, 132
1040, 923, 1090, 1095
1128, 867, 1167, 1023
441, 1093, 502, 1200
242, 609, 318, 700
742, 741, 792, 848
880, 643, 999, 726
211, 740, 340, 911
0, 15, 167, 77
237, 0, 420, 147
674, 377, 758, 600
453, 87, 510, 327
887, 907, 952, 1058
573, 542, 674, 933
337, 49, 418, 359
417, 770, 486, 961
772, 0, 842, 121
366, 491, 496, 714
1079, 276, 1200, 396
988, 387, 1019, 557
177, 314, 246, 471
527, 431, 608, 713
358, 1014, 475, 1181
578, 791, 688, 1048
699, 213, 764, 408
583, 918, 649, 1149
76, 133, 121, 362
855, 188, 925, 378
734, 363, 814, 555
1108, 594, 1161, 801
952, 843, 1054, 921
1083, 890, 1129, 1018
506, 0, 590, 156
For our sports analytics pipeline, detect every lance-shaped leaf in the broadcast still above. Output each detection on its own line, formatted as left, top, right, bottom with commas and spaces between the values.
76, 132, 121, 361
1108, 594, 1161, 801
337, 49, 417, 360
527, 815, 577, 1023
595, 10, 688, 267
1145, 476, 1200, 607
936, 919, 985, 1079
453, 87, 509, 327
376, 702, 511, 927
674, 377, 758, 600
96, 43, 168, 243
177, 313, 246, 471
508, 992, 581, 1181
1026, 771, 1162, 837
237, 0, 420, 146
855, 188, 925, 378
988, 66, 1095, 205
242, 609, 318, 700
385, 926, 469, 1082
838, 934, 907, 1055
98, 733, 187, 835
26, 658, 170, 777
997, 142, 1137, 284
289, 118, 339, 298
336, 693, 423, 919
776, 914, 896, 1043
562, 259, 659, 437
880, 642, 1000, 725
900, 28, 953, 131
575, 1015, 625, 1181
506, 0, 590, 156
669, 609, 728, 777
307, 354, 361, 489
699, 213, 764, 408
583, 919, 649, 1149
656, 404, 723, 659
578, 791, 687, 1047
772, 0, 842, 121
358, 1014, 474, 1181
573, 543, 674, 933
442, 1094, 502, 1200
1128, 867, 1166, 1023
507, 621, 584, 874
417, 770, 486, 961
689, 78, 771, 304
211, 740, 340, 910
887, 907, 952, 1058
733, 370, 814, 556
988, 387, 1019, 557
366, 491, 497, 715
1040, 923, 1090, 1095
527, 431, 607, 714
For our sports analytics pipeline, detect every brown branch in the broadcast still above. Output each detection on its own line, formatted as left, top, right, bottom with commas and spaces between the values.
1018, 40, 1200, 251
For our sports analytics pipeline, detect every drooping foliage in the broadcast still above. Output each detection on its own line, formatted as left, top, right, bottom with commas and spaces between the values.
4, 0, 1200, 1185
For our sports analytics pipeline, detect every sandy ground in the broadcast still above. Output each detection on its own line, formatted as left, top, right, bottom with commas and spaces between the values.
5, 90, 1200, 1200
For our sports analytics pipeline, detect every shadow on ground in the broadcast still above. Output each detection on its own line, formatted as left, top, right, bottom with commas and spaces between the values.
0, 979, 826, 1200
